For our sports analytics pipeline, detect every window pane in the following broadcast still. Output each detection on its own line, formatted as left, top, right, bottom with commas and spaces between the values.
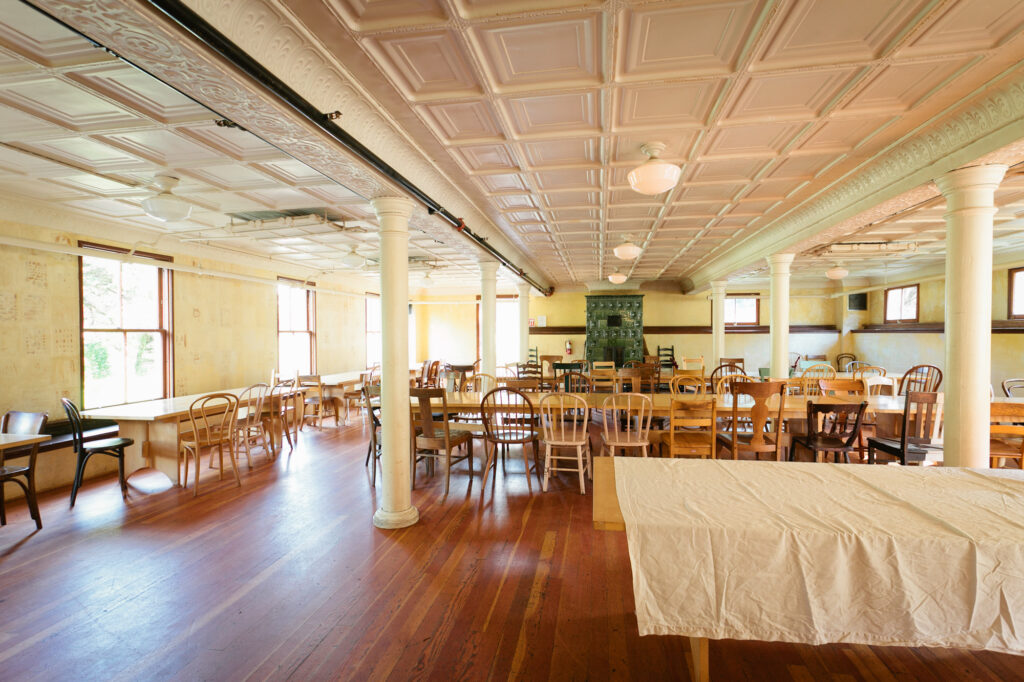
278, 284, 294, 331
901, 287, 917, 320
366, 331, 382, 367
886, 289, 902, 321
366, 297, 381, 333
723, 299, 736, 323
279, 332, 311, 377
83, 331, 125, 408
126, 332, 164, 402
82, 257, 121, 328
289, 287, 307, 331
733, 298, 756, 323
1014, 272, 1024, 316
121, 262, 160, 328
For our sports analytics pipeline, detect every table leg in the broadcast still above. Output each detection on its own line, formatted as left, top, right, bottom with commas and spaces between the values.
116, 419, 182, 485
689, 637, 709, 682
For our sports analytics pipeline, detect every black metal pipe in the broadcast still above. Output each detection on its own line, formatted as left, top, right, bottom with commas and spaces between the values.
131, 0, 552, 294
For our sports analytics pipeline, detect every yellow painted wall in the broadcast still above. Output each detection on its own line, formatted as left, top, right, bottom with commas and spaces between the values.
317, 292, 367, 373
414, 298, 478, 364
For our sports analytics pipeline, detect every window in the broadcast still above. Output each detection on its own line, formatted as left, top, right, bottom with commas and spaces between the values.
1010, 268, 1024, 319
723, 294, 759, 325
365, 294, 381, 367
80, 244, 171, 409
884, 284, 919, 323
278, 279, 314, 377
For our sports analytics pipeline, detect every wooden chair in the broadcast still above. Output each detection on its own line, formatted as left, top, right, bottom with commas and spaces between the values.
504, 378, 540, 392
298, 375, 335, 430
410, 388, 474, 496
558, 371, 592, 393
852, 365, 886, 380
708, 364, 744, 393
659, 398, 717, 459
680, 356, 705, 373
657, 345, 675, 370
591, 361, 618, 392
539, 394, 591, 494
1002, 378, 1024, 398
470, 373, 497, 393
180, 393, 241, 497
539, 354, 562, 389
234, 383, 272, 468
898, 365, 942, 394
990, 402, 1024, 469
818, 379, 865, 396
619, 366, 658, 394
719, 357, 745, 372
517, 362, 543, 382
835, 353, 857, 371
480, 388, 541, 496
789, 352, 802, 371
800, 363, 837, 395
867, 392, 943, 465
847, 360, 872, 373
363, 384, 382, 486
716, 380, 786, 461
426, 360, 441, 388
669, 375, 706, 395
864, 375, 896, 396
1, 410, 47, 529
416, 360, 431, 387
448, 364, 475, 391
600, 393, 652, 457
715, 372, 757, 395
264, 380, 300, 454
791, 401, 868, 463
62, 398, 133, 507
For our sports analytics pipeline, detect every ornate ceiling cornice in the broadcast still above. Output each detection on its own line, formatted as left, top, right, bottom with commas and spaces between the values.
26, 0, 551, 287
687, 70, 1024, 290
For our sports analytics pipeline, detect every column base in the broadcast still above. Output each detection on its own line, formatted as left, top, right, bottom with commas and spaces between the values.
372, 505, 420, 529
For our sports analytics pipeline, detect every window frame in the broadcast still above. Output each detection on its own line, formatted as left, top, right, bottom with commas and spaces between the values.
277, 277, 316, 376
1009, 267, 1024, 319
883, 284, 920, 324
78, 241, 173, 408
715, 293, 760, 327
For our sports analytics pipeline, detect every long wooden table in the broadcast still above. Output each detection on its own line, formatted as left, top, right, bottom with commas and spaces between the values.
0, 433, 50, 454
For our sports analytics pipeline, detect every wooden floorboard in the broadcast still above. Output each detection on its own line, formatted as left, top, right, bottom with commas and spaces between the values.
0, 420, 1022, 681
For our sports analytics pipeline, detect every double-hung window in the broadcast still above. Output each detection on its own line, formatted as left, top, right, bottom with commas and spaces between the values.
278, 279, 315, 377
80, 243, 171, 408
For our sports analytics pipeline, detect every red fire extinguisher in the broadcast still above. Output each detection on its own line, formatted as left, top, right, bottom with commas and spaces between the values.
565, 339, 573, 355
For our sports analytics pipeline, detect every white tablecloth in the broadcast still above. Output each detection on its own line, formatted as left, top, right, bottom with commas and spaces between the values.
614, 458, 1024, 654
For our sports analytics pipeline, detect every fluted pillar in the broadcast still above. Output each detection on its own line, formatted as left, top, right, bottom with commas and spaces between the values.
370, 196, 419, 529
935, 164, 1007, 467
768, 253, 795, 380
709, 280, 727, 370
517, 281, 531, 364
480, 260, 498, 377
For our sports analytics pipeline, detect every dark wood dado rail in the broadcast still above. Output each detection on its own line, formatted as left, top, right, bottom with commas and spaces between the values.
853, 321, 1024, 334
529, 324, 839, 335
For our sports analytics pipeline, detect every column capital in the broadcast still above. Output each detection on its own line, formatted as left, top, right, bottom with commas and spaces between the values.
934, 164, 1007, 213
370, 196, 417, 220
767, 252, 795, 274
516, 281, 532, 295
479, 260, 499, 277
709, 280, 728, 296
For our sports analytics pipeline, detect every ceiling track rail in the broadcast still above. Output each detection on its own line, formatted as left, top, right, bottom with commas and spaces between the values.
102, 0, 551, 295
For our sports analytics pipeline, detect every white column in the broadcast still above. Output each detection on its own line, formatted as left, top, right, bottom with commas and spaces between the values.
935, 164, 1006, 468
709, 280, 727, 370
517, 281, 531, 364
480, 260, 498, 376
768, 253, 795, 380
370, 196, 419, 529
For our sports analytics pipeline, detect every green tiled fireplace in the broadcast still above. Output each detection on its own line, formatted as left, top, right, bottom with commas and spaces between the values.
585, 295, 643, 367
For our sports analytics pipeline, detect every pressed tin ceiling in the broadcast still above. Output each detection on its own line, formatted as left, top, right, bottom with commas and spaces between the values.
4, 0, 1024, 290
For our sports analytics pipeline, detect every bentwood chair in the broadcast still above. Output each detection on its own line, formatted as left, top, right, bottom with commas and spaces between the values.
898, 365, 942, 394
716, 380, 787, 461
867, 391, 943, 465
847, 361, 872, 373
835, 353, 857, 371
1002, 378, 1024, 398
708, 364, 744, 393
62, 398, 132, 507
264, 380, 301, 454
1, 410, 47, 529
480, 388, 541, 496
600, 393, 652, 457
298, 375, 335, 430
181, 393, 240, 497
234, 383, 272, 468
990, 402, 1024, 469
791, 401, 867, 463
715, 372, 757, 395
659, 398, 717, 459
410, 388, 473, 496
539, 394, 591, 494
363, 384, 382, 485
669, 375, 706, 395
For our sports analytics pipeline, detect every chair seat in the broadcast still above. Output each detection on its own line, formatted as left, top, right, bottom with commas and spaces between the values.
659, 431, 714, 453
486, 429, 538, 444
0, 464, 30, 477
866, 436, 935, 456
989, 438, 1023, 459
794, 435, 855, 451
84, 437, 133, 452
180, 430, 230, 448
543, 437, 589, 448
716, 432, 780, 452
601, 433, 649, 447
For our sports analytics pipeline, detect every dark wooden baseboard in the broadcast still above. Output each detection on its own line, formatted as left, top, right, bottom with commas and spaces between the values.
529, 324, 839, 335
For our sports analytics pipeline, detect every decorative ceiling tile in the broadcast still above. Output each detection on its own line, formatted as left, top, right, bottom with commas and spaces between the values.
899, 0, 1024, 57
617, 1, 762, 80
615, 80, 722, 130
503, 90, 599, 137
543, 191, 599, 207
521, 137, 600, 168
688, 157, 770, 184
470, 14, 601, 92
0, 1, 109, 67
723, 69, 857, 123
418, 100, 504, 144
702, 121, 807, 158
451, 143, 519, 172
797, 116, 895, 153
533, 168, 601, 190
367, 31, 481, 101
67, 64, 210, 124
98, 130, 223, 167
325, 0, 448, 32
838, 57, 973, 115
0, 78, 141, 131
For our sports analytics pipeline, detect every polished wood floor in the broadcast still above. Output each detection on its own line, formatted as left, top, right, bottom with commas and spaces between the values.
1, 421, 1022, 681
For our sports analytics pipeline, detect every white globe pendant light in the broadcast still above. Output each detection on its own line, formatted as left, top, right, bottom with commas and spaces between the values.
142, 174, 192, 222
627, 142, 680, 195
341, 248, 364, 268
825, 264, 849, 280
613, 235, 642, 260
608, 269, 627, 284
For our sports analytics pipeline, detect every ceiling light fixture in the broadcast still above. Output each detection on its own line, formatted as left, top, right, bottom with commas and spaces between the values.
627, 142, 680, 195
608, 270, 628, 285
825, 264, 849, 280
418, 271, 434, 288
141, 174, 192, 222
613, 235, 642, 260
341, 248, 364, 268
